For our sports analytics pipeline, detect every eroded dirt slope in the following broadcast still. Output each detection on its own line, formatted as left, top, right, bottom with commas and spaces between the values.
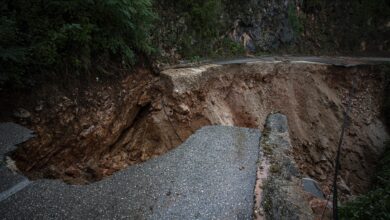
160, 62, 388, 195
13, 62, 388, 197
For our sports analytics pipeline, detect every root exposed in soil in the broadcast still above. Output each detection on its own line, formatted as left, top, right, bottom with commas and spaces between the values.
12, 62, 388, 196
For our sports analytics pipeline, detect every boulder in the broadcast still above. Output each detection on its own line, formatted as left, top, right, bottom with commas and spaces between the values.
302, 177, 325, 199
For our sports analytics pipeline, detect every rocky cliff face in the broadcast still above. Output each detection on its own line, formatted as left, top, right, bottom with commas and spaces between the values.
154, 0, 295, 60
154, 0, 389, 61
225, 0, 294, 51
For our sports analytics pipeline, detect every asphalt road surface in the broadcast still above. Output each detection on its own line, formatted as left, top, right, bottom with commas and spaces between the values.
0, 126, 260, 220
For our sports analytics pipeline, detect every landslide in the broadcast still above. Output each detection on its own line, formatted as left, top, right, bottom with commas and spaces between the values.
12, 62, 388, 197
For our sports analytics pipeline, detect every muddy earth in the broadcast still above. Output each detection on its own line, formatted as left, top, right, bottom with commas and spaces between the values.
10, 61, 389, 199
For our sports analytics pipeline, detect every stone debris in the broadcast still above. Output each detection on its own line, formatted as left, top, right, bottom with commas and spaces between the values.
13, 108, 31, 119
302, 177, 325, 199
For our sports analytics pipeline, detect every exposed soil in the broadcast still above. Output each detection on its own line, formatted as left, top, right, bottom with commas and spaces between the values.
11, 61, 388, 197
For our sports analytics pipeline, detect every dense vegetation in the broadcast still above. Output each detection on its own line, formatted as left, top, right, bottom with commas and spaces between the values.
0, 0, 155, 88
1, 0, 389, 89
298, 0, 390, 53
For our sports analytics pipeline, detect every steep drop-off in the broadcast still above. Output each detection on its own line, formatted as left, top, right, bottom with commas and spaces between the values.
12, 61, 388, 199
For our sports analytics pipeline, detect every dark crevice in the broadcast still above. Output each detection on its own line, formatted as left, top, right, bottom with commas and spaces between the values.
108, 103, 152, 153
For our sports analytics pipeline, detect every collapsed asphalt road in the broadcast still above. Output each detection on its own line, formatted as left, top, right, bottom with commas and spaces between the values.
0, 126, 260, 219
1, 56, 389, 219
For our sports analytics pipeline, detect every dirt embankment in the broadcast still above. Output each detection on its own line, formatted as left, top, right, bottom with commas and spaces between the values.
11, 62, 388, 197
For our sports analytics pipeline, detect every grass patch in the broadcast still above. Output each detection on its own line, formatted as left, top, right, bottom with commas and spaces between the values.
270, 164, 281, 174
263, 143, 274, 156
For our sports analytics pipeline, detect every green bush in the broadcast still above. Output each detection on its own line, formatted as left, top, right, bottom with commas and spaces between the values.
340, 144, 390, 220
0, 0, 155, 88
288, 3, 304, 35
216, 37, 245, 57
182, 0, 224, 57
340, 187, 390, 220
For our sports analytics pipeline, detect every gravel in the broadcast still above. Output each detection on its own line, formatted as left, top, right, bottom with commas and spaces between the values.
0, 126, 261, 220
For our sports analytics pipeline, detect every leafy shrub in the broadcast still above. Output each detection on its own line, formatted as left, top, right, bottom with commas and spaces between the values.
216, 38, 245, 57
340, 144, 390, 220
288, 3, 304, 35
182, 0, 224, 57
0, 0, 155, 88
340, 187, 390, 220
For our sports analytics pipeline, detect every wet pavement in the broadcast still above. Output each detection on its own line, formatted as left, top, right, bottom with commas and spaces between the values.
0, 123, 33, 203
0, 126, 260, 220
